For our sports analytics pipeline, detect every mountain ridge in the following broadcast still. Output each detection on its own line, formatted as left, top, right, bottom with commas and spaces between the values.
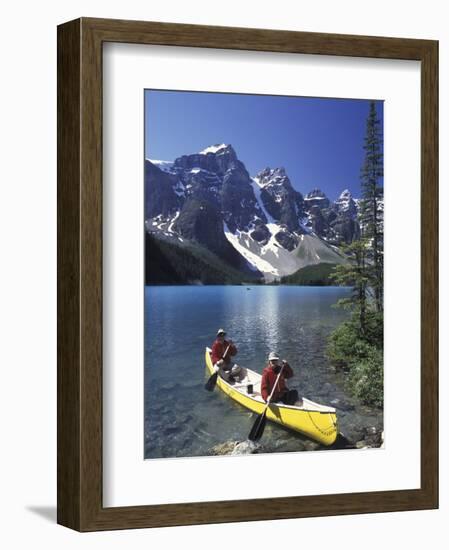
145, 144, 382, 284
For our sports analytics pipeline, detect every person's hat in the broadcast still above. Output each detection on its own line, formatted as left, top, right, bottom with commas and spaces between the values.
268, 351, 280, 361
217, 328, 226, 336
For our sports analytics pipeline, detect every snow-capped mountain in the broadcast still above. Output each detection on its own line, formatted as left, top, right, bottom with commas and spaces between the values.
335, 189, 357, 216
302, 188, 361, 245
145, 144, 366, 283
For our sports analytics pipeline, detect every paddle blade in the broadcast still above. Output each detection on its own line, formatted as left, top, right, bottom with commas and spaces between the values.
248, 410, 267, 442
204, 372, 218, 392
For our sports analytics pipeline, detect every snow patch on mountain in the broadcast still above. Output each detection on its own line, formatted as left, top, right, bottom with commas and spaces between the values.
250, 177, 275, 224
224, 222, 280, 278
199, 143, 228, 155
262, 223, 283, 258
223, 220, 346, 282
168, 211, 180, 233
148, 159, 174, 173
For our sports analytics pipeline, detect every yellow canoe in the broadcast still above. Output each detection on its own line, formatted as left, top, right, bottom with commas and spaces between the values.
205, 347, 338, 446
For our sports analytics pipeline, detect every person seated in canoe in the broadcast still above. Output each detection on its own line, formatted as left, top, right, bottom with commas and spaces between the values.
211, 328, 243, 383
261, 351, 301, 406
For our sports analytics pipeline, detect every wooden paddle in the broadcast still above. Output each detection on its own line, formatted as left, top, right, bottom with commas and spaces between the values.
248, 363, 285, 442
204, 344, 231, 391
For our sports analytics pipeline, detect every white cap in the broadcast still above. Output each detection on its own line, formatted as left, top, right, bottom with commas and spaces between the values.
217, 328, 226, 336
268, 351, 280, 361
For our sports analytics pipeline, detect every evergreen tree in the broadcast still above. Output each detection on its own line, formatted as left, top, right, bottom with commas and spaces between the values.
326, 102, 384, 407
359, 101, 384, 312
330, 239, 370, 333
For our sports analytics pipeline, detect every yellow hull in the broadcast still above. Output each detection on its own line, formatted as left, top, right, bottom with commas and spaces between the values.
205, 349, 338, 446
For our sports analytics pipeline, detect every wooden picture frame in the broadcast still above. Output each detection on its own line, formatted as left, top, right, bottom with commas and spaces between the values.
57, 17, 438, 531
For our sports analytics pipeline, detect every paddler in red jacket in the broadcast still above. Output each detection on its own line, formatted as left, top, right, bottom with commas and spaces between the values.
261, 351, 301, 405
211, 328, 240, 383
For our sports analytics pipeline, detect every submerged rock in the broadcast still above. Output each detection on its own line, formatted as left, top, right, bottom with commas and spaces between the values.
231, 440, 261, 455
353, 426, 384, 449
330, 398, 355, 411
209, 439, 261, 456
331, 432, 356, 449
210, 440, 237, 455
340, 424, 365, 444
273, 438, 306, 453
365, 426, 379, 436
363, 436, 380, 448
303, 440, 320, 452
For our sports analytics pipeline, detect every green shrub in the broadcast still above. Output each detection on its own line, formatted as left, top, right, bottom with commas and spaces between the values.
326, 319, 372, 369
362, 310, 384, 350
348, 346, 383, 407
326, 310, 383, 407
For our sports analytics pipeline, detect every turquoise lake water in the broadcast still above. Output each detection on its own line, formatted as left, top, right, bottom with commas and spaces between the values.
144, 285, 383, 459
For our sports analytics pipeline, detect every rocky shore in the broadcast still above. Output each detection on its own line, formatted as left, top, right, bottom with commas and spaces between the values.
209, 425, 384, 456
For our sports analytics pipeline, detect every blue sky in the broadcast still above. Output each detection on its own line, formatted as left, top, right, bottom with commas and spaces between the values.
144, 90, 383, 200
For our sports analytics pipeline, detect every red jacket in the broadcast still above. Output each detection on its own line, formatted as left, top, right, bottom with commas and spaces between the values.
211, 339, 237, 365
261, 362, 294, 402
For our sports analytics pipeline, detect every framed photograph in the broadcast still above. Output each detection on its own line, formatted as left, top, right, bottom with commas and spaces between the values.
57, 17, 438, 531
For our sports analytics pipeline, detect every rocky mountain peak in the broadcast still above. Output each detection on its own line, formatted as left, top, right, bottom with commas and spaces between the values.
256, 166, 288, 186
338, 189, 352, 199
173, 143, 242, 176
254, 166, 304, 234
335, 188, 357, 217
305, 188, 327, 199
304, 188, 330, 210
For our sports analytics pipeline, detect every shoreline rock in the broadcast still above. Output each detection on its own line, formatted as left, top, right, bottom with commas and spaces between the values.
210, 439, 261, 456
